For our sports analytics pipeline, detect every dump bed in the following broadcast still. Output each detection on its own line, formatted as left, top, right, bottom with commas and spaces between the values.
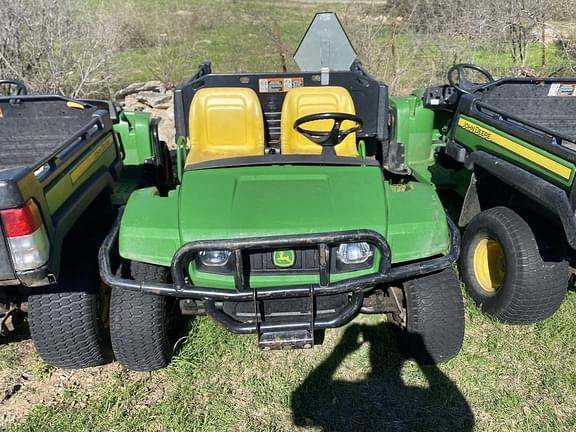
0, 94, 121, 286
475, 80, 576, 142
0, 98, 103, 170
449, 78, 576, 188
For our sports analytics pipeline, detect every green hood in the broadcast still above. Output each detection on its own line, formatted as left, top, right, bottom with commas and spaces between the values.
178, 165, 389, 241
118, 164, 449, 268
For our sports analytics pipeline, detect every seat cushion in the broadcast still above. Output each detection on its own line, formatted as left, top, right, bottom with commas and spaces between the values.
186, 87, 265, 165
280, 86, 358, 156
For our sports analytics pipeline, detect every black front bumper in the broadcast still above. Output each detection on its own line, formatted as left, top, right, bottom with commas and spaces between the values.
99, 209, 460, 341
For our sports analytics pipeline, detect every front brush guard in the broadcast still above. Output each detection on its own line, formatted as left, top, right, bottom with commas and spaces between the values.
99, 208, 460, 341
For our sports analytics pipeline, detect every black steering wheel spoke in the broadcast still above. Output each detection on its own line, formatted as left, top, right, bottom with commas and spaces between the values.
294, 112, 363, 152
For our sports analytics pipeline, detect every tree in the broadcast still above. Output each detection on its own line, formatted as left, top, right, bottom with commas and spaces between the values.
0, 0, 115, 97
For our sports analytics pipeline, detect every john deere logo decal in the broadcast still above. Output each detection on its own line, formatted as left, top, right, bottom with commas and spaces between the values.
273, 250, 295, 268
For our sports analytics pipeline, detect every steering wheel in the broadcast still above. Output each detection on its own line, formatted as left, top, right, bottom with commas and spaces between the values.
294, 112, 363, 154
447, 64, 494, 93
0, 80, 28, 96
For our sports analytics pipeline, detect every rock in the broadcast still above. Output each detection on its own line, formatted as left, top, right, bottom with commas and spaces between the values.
530, 26, 564, 44
113, 81, 168, 100
115, 81, 176, 148
516, 66, 538, 78
125, 92, 172, 110
175, 10, 194, 16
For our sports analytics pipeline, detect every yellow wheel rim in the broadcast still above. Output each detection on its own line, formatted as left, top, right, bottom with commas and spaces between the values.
472, 238, 506, 293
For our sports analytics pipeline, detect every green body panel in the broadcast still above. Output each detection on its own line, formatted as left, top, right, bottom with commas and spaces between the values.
119, 165, 450, 289
389, 94, 436, 182
111, 111, 157, 205
385, 181, 449, 261
454, 115, 575, 188
113, 111, 154, 167
119, 188, 180, 266
44, 134, 117, 214
44, 110, 154, 215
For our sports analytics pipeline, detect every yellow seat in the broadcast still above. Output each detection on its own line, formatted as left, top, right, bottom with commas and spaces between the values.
186, 88, 265, 165
280, 86, 358, 156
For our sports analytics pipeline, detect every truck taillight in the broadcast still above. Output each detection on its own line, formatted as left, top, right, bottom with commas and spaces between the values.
1, 200, 50, 272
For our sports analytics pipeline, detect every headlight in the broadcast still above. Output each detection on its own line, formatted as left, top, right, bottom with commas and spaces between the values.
336, 242, 372, 264
198, 250, 231, 266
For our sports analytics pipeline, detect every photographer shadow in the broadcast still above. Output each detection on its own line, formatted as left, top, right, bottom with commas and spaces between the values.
292, 322, 474, 432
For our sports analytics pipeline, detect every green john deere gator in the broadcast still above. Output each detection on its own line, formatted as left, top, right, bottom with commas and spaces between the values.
100, 13, 464, 371
0, 79, 172, 367
418, 64, 574, 324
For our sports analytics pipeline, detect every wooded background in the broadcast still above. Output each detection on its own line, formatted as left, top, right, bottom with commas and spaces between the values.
1, 0, 576, 96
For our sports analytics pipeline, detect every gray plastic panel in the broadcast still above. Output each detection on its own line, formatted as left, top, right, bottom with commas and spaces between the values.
294, 12, 357, 72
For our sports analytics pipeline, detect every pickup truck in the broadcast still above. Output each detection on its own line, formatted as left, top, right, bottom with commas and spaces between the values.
0, 80, 170, 368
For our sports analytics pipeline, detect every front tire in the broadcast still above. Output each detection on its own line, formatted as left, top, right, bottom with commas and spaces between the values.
110, 262, 172, 371
389, 267, 465, 364
460, 207, 568, 324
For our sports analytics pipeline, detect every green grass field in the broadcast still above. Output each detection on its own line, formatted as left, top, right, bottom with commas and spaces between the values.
4, 289, 576, 431
102, 0, 574, 94
2, 1, 576, 430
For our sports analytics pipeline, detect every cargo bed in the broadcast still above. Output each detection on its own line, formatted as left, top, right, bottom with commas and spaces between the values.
0, 94, 120, 286
478, 80, 576, 142
454, 78, 576, 159
0, 96, 109, 173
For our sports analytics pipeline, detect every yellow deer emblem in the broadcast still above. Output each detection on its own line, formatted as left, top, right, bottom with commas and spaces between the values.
273, 250, 295, 268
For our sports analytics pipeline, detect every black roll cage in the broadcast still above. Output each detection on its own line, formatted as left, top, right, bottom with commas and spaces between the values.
173, 61, 390, 151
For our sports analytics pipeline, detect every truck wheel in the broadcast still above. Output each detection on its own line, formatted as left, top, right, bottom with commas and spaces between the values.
110, 262, 171, 371
460, 207, 568, 324
28, 261, 109, 368
389, 268, 465, 364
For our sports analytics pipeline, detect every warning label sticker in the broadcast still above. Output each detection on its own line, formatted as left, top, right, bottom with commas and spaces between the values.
258, 77, 304, 93
548, 83, 576, 96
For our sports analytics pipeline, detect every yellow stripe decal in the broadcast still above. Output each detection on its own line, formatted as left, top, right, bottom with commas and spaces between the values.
458, 118, 572, 180
70, 136, 114, 184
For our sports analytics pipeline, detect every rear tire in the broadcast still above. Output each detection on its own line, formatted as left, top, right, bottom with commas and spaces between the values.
28, 193, 115, 369
389, 268, 465, 364
110, 262, 171, 371
460, 207, 568, 324
29, 259, 109, 369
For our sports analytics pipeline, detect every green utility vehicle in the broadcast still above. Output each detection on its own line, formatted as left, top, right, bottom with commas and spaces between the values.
100, 13, 464, 372
420, 64, 574, 324
0, 79, 171, 367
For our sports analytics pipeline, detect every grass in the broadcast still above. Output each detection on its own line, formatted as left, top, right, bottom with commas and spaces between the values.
105, 0, 314, 90
99, 0, 576, 94
4, 289, 576, 431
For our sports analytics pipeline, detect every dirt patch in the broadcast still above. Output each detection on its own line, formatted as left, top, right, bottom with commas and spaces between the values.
0, 339, 123, 427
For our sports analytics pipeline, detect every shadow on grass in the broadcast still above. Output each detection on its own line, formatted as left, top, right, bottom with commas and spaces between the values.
292, 322, 474, 432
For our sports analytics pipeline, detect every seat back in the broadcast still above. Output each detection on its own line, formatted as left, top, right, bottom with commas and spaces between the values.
280, 86, 358, 156
186, 87, 265, 165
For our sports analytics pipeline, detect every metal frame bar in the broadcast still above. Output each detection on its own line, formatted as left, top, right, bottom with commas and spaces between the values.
203, 291, 363, 334
99, 208, 460, 301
